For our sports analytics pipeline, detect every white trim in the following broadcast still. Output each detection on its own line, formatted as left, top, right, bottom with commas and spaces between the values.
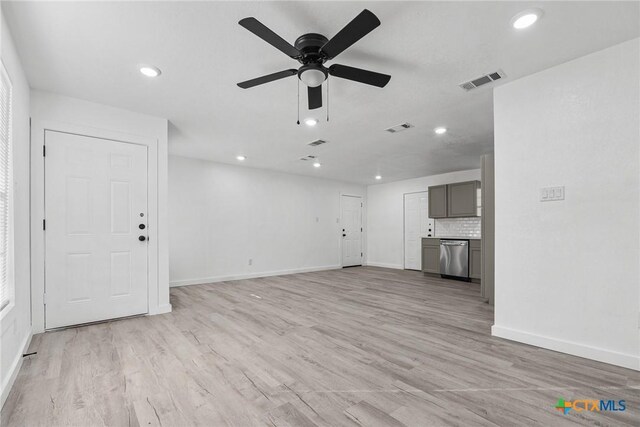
364, 262, 403, 270
30, 120, 168, 333
149, 303, 172, 315
492, 325, 640, 371
170, 265, 341, 287
0, 328, 32, 408
0, 61, 14, 316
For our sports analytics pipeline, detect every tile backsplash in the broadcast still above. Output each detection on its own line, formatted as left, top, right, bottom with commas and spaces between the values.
435, 217, 481, 238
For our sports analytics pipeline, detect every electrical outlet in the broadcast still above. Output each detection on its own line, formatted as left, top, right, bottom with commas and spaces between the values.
540, 186, 565, 202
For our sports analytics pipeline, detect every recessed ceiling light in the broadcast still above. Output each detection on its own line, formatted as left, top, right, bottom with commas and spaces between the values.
304, 118, 318, 127
139, 65, 161, 77
434, 127, 447, 135
236, 155, 246, 161
511, 9, 543, 30
375, 175, 382, 180
313, 162, 321, 168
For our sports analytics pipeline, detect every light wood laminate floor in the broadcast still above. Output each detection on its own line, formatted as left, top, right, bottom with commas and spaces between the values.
2, 267, 639, 426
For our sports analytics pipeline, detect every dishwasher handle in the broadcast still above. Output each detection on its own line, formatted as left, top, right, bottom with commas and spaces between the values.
440, 240, 468, 246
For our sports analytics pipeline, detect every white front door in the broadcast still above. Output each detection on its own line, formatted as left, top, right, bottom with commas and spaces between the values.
341, 195, 362, 267
404, 191, 434, 270
45, 131, 149, 329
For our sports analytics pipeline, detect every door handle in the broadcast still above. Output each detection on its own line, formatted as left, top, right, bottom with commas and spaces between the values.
138, 236, 147, 242
139, 224, 146, 230
342, 234, 346, 237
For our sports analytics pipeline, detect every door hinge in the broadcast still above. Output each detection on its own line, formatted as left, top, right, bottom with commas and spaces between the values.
361, 227, 363, 232
43, 219, 46, 230
361, 252, 363, 257
43, 145, 46, 157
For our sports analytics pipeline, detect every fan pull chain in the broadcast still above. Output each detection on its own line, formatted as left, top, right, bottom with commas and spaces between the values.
296, 79, 300, 125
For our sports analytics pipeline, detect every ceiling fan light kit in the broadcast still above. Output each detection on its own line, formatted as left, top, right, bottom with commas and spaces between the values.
298, 64, 327, 88
237, 9, 391, 120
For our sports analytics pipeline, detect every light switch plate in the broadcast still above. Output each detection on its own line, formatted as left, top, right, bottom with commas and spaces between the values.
540, 186, 565, 202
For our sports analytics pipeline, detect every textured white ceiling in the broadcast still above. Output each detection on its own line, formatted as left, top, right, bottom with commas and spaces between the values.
3, 1, 639, 184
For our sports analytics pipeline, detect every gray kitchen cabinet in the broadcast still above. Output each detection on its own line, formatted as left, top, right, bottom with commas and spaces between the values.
421, 238, 440, 274
469, 239, 481, 280
428, 185, 448, 218
447, 181, 480, 217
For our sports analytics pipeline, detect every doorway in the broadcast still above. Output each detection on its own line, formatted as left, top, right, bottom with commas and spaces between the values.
404, 191, 433, 270
44, 131, 149, 329
341, 195, 363, 267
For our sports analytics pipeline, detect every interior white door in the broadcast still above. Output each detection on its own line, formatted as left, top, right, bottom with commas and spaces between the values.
341, 195, 363, 267
45, 131, 149, 329
404, 191, 434, 270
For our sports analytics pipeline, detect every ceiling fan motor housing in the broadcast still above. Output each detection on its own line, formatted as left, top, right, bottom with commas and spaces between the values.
294, 33, 329, 62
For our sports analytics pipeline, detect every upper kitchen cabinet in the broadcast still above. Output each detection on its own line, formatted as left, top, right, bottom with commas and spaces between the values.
428, 180, 481, 218
428, 185, 448, 218
448, 181, 481, 217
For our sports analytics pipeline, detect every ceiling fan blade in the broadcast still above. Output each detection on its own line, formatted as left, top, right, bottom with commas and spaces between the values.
308, 85, 322, 110
329, 64, 390, 88
237, 69, 298, 89
239, 17, 300, 58
320, 9, 380, 60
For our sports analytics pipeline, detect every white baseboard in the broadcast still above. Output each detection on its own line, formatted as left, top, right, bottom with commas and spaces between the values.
365, 262, 404, 270
170, 265, 342, 287
149, 303, 172, 315
492, 325, 640, 371
1, 328, 33, 409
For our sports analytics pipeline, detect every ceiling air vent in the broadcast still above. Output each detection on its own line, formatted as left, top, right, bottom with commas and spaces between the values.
299, 155, 317, 161
308, 139, 327, 147
385, 123, 414, 133
459, 70, 506, 91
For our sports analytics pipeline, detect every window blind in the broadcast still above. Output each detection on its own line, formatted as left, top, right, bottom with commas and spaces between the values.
0, 63, 12, 312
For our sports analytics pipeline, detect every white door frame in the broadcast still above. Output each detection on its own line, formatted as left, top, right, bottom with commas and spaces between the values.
402, 190, 431, 270
31, 120, 164, 332
339, 193, 365, 267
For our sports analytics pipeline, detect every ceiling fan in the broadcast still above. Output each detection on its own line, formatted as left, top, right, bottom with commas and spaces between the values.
236, 9, 391, 110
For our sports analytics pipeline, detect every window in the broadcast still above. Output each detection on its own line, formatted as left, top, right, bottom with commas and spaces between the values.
0, 62, 13, 312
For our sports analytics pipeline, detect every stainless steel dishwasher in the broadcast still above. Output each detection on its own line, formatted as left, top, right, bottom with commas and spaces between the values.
439, 240, 470, 281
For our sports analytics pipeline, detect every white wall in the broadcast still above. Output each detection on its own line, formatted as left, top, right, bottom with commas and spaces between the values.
366, 169, 480, 269
0, 11, 32, 406
30, 91, 171, 332
169, 156, 366, 286
492, 38, 640, 370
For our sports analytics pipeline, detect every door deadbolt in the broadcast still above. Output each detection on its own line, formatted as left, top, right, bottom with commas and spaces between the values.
139, 236, 146, 242
139, 224, 146, 230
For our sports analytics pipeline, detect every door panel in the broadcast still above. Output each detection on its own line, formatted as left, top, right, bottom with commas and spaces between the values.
341, 195, 362, 267
421, 244, 440, 274
111, 181, 131, 234
428, 185, 447, 218
45, 131, 148, 329
110, 251, 132, 297
404, 192, 433, 270
447, 181, 479, 217
470, 247, 482, 279
66, 177, 91, 234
